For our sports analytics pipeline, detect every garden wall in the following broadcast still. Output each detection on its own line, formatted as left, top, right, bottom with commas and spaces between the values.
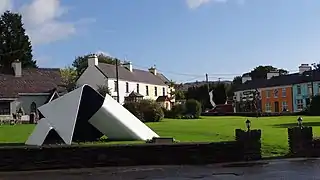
0, 129, 261, 171
202, 112, 301, 117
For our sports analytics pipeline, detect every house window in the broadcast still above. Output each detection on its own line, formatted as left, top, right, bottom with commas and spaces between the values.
136, 84, 140, 93
282, 88, 286, 97
282, 101, 288, 111
274, 89, 278, 98
308, 84, 312, 95
297, 85, 301, 95
126, 82, 129, 93
155, 87, 158, 96
0, 101, 10, 115
266, 90, 270, 98
114, 81, 118, 92
265, 102, 271, 112
163, 87, 166, 96
297, 99, 303, 110
146, 85, 149, 96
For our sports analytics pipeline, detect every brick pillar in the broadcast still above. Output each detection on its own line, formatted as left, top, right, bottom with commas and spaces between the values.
235, 129, 262, 161
288, 127, 313, 156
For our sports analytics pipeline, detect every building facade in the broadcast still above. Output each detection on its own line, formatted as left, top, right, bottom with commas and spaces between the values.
77, 55, 174, 107
292, 81, 320, 112
260, 85, 293, 112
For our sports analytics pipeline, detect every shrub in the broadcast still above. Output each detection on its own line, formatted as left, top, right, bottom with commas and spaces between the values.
309, 95, 320, 116
185, 99, 202, 119
123, 99, 164, 122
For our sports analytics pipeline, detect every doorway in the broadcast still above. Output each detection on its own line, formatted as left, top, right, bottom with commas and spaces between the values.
274, 101, 279, 112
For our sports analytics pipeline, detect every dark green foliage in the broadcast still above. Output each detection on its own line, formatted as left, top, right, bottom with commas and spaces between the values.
72, 53, 120, 76
163, 104, 186, 119
309, 95, 320, 115
0, 11, 36, 68
185, 99, 202, 119
96, 84, 111, 97
123, 99, 164, 122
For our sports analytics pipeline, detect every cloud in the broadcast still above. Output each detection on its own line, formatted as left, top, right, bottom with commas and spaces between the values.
0, 0, 12, 13
186, 0, 226, 9
186, 0, 244, 9
96, 50, 111, 57
0, 0, 95, 45
19, 0, 95, 46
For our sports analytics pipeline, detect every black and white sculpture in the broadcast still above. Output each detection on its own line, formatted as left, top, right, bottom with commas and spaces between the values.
25, 85, 159, 146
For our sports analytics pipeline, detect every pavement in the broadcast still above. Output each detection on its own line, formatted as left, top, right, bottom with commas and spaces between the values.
1, 158, 320, 179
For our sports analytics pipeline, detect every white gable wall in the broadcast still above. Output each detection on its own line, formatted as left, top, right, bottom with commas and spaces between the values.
76, 66, 108, 89
76, 66, 173, 105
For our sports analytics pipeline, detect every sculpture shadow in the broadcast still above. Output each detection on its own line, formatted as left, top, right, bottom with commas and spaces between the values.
273, 122, 320, 128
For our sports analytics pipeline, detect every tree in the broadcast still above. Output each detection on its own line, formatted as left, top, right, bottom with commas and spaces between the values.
0, 11, 36, 68
72, 53, 120, 76
174, 90, 185, 100
97, 84, 111, 97
60, 66, 78, 92
249, 66, 288, 80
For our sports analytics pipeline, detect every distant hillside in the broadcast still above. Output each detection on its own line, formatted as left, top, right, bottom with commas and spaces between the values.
176, 80, 232, 91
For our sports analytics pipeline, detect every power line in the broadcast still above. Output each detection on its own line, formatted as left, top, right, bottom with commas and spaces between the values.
131, 63, 300, 78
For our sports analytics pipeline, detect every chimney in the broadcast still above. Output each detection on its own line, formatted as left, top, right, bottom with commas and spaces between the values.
88, 54, 98, 67
299, 64, 312, 74
267, 71, 280, 79
12, 59, 22, 77
149, 66, 157, 75
242, 74, 251, 84
123, 61, 133, 72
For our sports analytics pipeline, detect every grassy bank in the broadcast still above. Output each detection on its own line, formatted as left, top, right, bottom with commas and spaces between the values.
1, 116, 320, 157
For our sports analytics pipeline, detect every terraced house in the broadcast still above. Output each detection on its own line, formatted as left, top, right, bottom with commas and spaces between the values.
292, 64, 320, 112
234, 64, 320, 113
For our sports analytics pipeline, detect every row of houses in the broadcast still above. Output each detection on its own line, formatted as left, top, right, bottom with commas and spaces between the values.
234, 64, 320, 113
0, 55, 174, 121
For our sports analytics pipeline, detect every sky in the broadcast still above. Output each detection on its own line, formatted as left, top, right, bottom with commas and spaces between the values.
1, 0, 320, 83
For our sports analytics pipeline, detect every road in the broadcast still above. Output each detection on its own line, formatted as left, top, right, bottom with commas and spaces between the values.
1, 158, 320, 179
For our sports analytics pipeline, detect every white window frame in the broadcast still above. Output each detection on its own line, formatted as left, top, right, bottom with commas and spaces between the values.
297, 99, 303, 110
308, 84, 312, 96
266, 90, 270, 98
282, 101, 288, 111
282, 88, 286, 97
265, 102, 271, 112
297, 85, 302, 95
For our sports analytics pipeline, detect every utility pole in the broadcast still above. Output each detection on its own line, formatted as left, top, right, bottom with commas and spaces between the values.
115, 59, 120, 103
206, 73, 209, 94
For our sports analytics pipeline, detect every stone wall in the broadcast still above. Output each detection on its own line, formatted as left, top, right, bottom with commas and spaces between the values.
0, 129, 262, 171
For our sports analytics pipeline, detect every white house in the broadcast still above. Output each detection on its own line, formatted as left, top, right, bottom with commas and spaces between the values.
0, 60, 66, 121
76, 54, 174, 109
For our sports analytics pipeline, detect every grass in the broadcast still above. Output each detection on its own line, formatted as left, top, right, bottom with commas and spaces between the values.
1, 116, 320, 157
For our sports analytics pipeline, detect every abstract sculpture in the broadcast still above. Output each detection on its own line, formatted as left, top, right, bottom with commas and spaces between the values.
25, 85, 159, 146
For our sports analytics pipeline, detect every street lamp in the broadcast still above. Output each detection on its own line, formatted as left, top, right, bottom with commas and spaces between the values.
245, 119, 251, 131
297, 116, 303, 128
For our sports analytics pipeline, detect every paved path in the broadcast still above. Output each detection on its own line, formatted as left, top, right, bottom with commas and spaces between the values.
2, 158, 320, 179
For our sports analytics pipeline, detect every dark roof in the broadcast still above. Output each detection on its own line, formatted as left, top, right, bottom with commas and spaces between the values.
156, 96, 171, 102
128, 91, 144, 97
235, 70, 320, 91
0, 68, 65, 98
96, 63, 168, 86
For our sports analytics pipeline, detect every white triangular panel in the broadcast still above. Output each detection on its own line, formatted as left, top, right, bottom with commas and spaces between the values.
25, 119, 54, 146
37, 86, 83, 145
88, 93, 159, 141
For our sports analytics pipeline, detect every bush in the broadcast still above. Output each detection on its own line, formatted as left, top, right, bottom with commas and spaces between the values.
185, 99, 202, 119
309, 95, 320, 116
123, 100, 164, 122
163, 104, 186, 119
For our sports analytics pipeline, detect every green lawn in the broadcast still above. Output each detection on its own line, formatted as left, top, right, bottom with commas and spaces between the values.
1, 116, 320, 157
